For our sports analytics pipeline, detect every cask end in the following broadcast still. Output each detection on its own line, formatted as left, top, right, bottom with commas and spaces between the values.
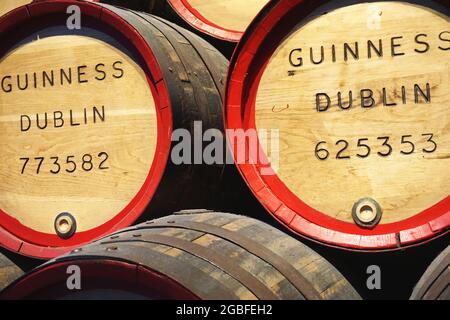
0, 1, 228, 259
0, 211, 361, 300
411, 245, 449, 300
224, 0, 450, 250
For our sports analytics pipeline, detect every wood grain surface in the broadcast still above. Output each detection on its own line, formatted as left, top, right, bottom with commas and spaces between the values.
255, 2, 449, 224
0, 35, 157, 234
2, 212, 361, 300
0, 250, 23, 291
411, 245, 449, 300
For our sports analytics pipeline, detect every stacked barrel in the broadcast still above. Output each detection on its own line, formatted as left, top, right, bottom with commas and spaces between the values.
411, 245, 449, 300
1, 211, 361, 300
0, 0, 231, 258
0, 0, 448, 300
224, 0, 449, 251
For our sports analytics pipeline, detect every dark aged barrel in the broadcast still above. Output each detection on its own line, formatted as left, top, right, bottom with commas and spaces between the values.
94, 0, 162, 12
411, 245, 449, 300
160, 0, 270, 42
0, 249, 24, 292
0, 0, 228, 259
224, 0, 450, 250
97, 0, 270, 57
0, 211, 361, 300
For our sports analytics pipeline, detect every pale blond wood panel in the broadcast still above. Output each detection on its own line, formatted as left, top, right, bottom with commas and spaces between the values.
0, 36, 158, 234
255, 2, 449, 224
188, 0, 268, 32
0, 0, 30, 17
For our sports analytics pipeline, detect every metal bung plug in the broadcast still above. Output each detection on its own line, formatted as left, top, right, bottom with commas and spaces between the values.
352, 198, 382, 228
54, 212, 77, 239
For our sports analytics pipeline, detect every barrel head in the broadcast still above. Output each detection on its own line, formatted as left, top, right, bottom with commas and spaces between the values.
226, 0, 450, 250
0, 1, 171, 258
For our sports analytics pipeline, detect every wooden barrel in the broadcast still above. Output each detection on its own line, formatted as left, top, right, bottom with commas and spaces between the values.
224, 0, 450, 250
411, 245, 449, 300
0, 0, 228, 259
0, 211, 361, 300
94, 0, 269, 58
0, 249, 24, 292
101, 0, 269, 43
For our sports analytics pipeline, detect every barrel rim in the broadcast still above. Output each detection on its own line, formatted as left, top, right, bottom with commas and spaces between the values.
0, 259, 199, 300
224, 0, 450, 250
0, 0, 173, 259
167, 0, 245, 42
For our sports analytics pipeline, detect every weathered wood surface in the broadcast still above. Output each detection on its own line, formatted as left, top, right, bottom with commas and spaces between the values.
411, 245, 449, 300
2, 211, 361, 300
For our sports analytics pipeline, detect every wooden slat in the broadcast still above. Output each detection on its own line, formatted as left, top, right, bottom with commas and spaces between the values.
0, 251, 24, 291
411, 245, 450, 300
100, 234, 280, 300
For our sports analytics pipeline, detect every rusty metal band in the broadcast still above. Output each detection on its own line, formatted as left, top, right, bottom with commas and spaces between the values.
0, 251, 24, 291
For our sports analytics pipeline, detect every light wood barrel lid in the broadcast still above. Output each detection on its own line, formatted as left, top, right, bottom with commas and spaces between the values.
225, 0, 449, 249
256, 2, 449, 224
0, 35, 157, 236
0, 211, 361, 300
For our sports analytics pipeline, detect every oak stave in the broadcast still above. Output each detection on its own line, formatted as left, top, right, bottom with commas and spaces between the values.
0, 249, 25, 292
0, 211, 361, 300
411, 245, 450, 300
